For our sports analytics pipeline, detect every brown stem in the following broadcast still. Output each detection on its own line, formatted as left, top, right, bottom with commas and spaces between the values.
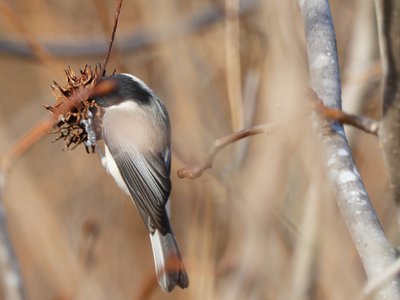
101, 0, 123, 76
177, 124, 273, 179
92, 0, 126, 73
315, 101, 379, 135
308, 88, 380, 135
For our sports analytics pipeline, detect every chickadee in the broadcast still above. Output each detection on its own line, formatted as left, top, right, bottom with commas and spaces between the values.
92, 73, 188, 292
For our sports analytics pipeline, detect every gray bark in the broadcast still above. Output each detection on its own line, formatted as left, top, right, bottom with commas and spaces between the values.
299, 0, 400, 299
0, 170, 27, 300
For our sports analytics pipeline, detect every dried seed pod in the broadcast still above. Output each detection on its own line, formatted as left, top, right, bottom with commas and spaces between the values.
44, 65, 104, 152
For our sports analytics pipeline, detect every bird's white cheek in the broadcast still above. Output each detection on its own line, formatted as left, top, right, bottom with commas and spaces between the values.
104, 145, 130, 195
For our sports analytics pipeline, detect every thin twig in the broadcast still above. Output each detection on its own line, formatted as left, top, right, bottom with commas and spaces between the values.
357, 257, 400, 300
341, 0, 376, 145
177, 123, 273, 179
92, 0, 126, 73
101, 0, 123, 76
308, 87, 380, 135
314, 100, 380, 136
225, 0, 244, 131
288, 185, 319, 300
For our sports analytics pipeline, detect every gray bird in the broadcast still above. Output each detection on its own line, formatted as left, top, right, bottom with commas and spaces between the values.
92, 73, 189, 292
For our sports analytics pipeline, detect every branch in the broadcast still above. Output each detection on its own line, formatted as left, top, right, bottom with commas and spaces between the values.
0, 165, 27, 300
225, 0, 244, 131
0, 0, 258, 59
317, 104, 379, 135
177, 123, 273, 179
341, 0, 376, 144
357, 257, 400, 299
309, 90, 380, 135
299, 1, 400, 299
101, 0, 123, 76
91, 0, 126, 73
375, 0, 400, 224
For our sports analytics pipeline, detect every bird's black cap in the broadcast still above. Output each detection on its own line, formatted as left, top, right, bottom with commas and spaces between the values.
94, 74, 153, 107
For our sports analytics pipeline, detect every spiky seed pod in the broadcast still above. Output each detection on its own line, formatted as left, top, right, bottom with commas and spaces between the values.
44, 65, 104, 153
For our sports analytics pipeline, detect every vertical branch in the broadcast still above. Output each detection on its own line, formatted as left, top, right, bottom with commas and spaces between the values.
101, 0, 123, 76
375, 0, 400, 227
288, 185, 319, 300
299, 0, 400, 299
92, 0, 126, 73
341, 0, 376, 145
225, 0, 244, 131
0, 167, 27, 300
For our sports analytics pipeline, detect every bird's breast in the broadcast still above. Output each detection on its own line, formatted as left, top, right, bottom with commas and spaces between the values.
103, 100, 167, 153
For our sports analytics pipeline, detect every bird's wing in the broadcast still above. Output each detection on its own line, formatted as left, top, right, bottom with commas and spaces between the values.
103, 107, 171, 233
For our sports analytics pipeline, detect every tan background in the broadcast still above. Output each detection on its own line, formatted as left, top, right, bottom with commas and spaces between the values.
0, 0, 394, 299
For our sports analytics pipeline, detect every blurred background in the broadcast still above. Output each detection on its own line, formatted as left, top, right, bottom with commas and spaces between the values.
0, 0, 394, 299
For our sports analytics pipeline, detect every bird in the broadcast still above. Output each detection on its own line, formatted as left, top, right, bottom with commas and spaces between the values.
92, 73, 189, 292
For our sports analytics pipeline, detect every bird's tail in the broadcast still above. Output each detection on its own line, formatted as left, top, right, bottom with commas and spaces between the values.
149, 229, 189, 292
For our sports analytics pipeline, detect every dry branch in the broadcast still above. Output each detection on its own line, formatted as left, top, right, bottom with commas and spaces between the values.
358, 257, 400, 299
299, 0, 400, 299
92, 0, 126, 73
101, 0, 122, 76
177, 123, 272, 179
310, 91, 380, 135
225, 0, 244, 131
341, 0, 376, 144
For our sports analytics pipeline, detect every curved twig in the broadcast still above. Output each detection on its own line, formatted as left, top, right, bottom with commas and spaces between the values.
177, 123, 273, 179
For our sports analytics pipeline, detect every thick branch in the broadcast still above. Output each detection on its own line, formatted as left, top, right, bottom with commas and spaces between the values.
177, 124, 273, 179
299, 1, 400, 299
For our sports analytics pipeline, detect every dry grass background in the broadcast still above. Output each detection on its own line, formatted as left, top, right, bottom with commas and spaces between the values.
0, 0, 396, 299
